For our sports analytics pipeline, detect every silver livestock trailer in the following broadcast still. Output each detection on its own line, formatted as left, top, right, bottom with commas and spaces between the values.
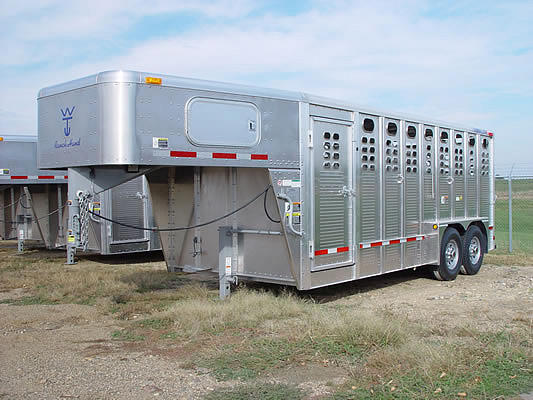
37, 71, 494, 297
1, 135, 160, 255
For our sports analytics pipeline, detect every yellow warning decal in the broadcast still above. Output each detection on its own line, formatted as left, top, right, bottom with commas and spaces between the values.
145, 76, 162, 85
67, 235, 75, 243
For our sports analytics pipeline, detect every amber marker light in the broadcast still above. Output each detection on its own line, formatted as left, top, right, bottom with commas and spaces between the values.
145, 77, 162, 85
0, 137, 3, 141
433, 224, 438, 230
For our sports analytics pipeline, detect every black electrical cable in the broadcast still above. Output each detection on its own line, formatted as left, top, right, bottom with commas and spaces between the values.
18, 194, 31, 209
88, 184, 273, 232
263, 185, 281, 223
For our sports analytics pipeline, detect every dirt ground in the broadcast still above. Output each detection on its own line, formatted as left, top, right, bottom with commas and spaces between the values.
0, 243, 532, 399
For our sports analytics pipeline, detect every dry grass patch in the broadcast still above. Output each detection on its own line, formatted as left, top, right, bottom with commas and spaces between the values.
158, 289, 308, 337
306, 309, 408, 350
0, 248, 209, 312
165, 291, 413, 381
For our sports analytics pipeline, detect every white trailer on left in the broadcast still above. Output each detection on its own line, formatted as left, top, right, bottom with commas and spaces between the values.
0, 135, 161, 255
0, 135, 67, 251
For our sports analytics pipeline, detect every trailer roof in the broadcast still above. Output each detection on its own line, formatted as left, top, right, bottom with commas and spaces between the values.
37, 70, 491, 135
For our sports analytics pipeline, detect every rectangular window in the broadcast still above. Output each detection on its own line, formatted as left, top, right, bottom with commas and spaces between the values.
186, 97, 260, 147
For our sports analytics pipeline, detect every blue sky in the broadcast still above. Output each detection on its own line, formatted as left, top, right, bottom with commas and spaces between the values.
1, 0, 532, 169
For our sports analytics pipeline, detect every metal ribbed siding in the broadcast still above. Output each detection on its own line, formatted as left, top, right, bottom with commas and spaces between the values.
423, 125, 437, 224
453, 131, 466, 219
358, 114, 381, 277
360, 171, 379, 241
317, 171, 346, 248
359, 115, 380, 243
438, 128, 452, 220
111, 178, 145, 242
479, 139, 491, 218
423, 173, 435, 220
404, 123, 420, 267
383, 118, 401, 273
466, 134, 478, 218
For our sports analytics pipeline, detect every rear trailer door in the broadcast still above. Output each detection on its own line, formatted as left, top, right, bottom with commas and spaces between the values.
310, 117, 354, 271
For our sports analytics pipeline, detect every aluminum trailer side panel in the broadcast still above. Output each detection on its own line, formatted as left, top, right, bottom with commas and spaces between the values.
37, 71, 495, 291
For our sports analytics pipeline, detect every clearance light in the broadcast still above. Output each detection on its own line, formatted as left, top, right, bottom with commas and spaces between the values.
145, 76, 162, 85
433, 224, 438, 230
487, 132, 494, 137
0, 137, 3, 141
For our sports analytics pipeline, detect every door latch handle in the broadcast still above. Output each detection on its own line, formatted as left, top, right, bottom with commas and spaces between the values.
447, 177, 454, 185
338, 186, 356, 197
396, 174, 404, 184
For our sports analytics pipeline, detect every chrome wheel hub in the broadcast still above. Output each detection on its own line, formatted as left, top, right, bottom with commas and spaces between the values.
445, 239, 459, 270
469, 236, 481, 265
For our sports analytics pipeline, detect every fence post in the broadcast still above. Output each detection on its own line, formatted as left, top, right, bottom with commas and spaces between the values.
508, 175, 512, 253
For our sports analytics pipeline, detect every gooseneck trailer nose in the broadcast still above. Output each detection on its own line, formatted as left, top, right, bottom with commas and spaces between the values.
37, 71, 494, 298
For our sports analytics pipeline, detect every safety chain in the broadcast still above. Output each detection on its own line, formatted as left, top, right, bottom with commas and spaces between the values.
77, 191, 92, 251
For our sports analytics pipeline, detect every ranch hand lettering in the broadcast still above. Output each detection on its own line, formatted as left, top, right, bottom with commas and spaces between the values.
55, 138, 81, 148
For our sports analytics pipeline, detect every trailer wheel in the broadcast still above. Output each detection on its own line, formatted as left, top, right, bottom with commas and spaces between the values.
460, 225, 485, 275
433, 228, 462, 281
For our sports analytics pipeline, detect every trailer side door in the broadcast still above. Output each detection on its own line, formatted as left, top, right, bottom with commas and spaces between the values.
310, 117, 354, 271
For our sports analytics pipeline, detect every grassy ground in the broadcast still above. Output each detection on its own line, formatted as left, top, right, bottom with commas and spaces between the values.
0, 244, 532, 399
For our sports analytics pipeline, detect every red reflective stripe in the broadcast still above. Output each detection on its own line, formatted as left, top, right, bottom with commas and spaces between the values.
171, 151, 197, 158
315, 249, 328, 256
251, 154, 268, 160
370, 241, 382, 247
11, 176, 27, 179
406, 237, 417, 242
38, 175, 54, 179
390, 239, 401, 244
337, 246, 349, 253
212, 152, 237, 159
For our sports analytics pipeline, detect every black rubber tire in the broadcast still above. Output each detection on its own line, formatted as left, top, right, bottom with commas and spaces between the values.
460, 225, 485, 275
433, 228, 463, 281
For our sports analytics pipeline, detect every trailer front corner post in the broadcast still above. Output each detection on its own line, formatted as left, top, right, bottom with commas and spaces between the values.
66, 194, 79, 265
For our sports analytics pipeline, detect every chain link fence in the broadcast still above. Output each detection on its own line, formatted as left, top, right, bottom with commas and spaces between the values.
495, 163, 533, 253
